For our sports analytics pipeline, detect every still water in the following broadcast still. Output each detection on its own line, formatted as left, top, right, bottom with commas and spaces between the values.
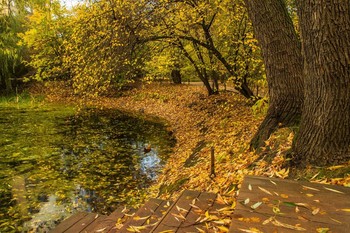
0, 106, 175, 232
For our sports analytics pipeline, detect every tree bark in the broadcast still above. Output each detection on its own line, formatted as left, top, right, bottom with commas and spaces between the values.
293, 0, 350, 166
171, 63, 182, 84
244, 0, 304, 149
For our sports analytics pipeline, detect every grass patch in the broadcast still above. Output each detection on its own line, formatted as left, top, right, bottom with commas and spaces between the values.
0, 91, 46, 108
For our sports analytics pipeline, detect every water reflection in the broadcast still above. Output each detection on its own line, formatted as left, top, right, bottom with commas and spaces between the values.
0, 107, 175, 233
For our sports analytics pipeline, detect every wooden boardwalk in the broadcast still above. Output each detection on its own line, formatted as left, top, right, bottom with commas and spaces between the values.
51, 176, 350, 233
230, 176, 350, 232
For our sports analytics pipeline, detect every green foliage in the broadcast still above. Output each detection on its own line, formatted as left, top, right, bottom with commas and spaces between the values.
0, 0, 27, 92
62, 1, 142, 96
19, 0, 71, 81
251, 97, 269, 116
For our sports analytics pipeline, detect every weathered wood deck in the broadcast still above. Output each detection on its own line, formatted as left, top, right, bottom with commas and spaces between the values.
230, 176, 350, 232
51, 175, 350, 233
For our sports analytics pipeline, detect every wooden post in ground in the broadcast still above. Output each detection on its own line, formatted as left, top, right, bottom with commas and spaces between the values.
210, 147, 216, 178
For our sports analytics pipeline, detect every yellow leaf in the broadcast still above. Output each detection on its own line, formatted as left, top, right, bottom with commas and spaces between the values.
262, 217, 273, 225
195, 227, 206, 233
312, 208, 320, 215
323, 187, 345, 194
302, 185, 320, 191
238, 227, 263, 233
133, 215, 150, 221
316, 228, 330, 233
271, 219, 306, 231
258, 186, 272, 195
327, 165, 345, 170
217, 225, 229, 232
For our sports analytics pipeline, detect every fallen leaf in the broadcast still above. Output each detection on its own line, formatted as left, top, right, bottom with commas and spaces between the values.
312, 208, 320, 215
195, 227, 206, 233
302, 185, 320, 191
250, 202, 263, 210
217, 225, 229, 232
262, 217, 273, 225
133, 215, 150, 221
258, 186, 272, 195
316, 228, 330, 233
330, 217, 342, 224
297, 216, 309, 221
327, 165, 345, 170
271, 219, 306, 231
171, 213, 186, 221
295, 203, 310, 209
272, 206, 281, 214
96, 227, 107, 232
238, 227, 263, 233
243, 198, 250, 205
269, 180, 277, 185
323, 187, 345, 194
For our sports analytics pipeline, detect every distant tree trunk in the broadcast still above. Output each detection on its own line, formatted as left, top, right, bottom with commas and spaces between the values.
244, 0, 304, 149
293, 1, 350, 166
211, 70, 219, 93
171, 64, 182, 84
0, 75, 12, 94
177, 41, 215, 95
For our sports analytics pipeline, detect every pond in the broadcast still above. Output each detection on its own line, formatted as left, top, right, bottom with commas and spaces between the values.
0, 105, 175, 233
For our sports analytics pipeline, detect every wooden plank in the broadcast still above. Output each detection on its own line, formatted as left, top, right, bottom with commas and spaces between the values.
83, 207, 128, 233
229, 175, 350, 232
237, 176, 350, 226
177, 192, 217, 233
150, 200, 173, 225
108, 208, 137, 233
151, 190, 201, 232
64, 213, 100, 233
80, 215, 108, 233
50, 212, 88, 233
239, 176, 350, 209
119, 198, 163, 233
229, 211, 345, 233
243, 176, 350, 194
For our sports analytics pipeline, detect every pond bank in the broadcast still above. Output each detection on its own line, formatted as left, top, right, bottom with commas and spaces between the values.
39, 82, 350, 202
38, 82, 264, 200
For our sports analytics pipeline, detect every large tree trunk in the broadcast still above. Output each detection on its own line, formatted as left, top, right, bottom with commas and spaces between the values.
244, 0, 304, 149
293, 1, 350, 166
